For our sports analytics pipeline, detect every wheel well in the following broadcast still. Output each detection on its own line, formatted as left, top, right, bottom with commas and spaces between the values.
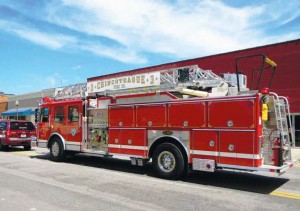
149, 137, 188, 164
47, 134, 63, 149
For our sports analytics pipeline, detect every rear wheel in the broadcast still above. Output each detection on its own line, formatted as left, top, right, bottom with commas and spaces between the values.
0, 143, 8, 151
152, 143, 186, 180
23, 145, 31, 151
50, 138, 65, 162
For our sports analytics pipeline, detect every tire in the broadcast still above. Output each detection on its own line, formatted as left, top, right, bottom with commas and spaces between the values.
23, 145, 32, 151
49, 137, 65, 162
152, 143, 186, 180
0, 142, 8, 151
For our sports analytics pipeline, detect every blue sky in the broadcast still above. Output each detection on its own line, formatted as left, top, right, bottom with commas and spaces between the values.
0, 0, 299, 94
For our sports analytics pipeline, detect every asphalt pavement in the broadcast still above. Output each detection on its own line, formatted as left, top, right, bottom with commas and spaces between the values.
0, 146, 299, 211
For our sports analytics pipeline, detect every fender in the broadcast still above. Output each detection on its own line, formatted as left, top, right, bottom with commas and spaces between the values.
148, 130, 190, 160
48, 132, 67, 150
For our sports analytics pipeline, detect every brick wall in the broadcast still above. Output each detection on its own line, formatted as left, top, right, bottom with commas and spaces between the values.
88, 39, 300, 113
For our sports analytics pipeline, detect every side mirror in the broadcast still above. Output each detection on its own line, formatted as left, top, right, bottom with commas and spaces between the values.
34, 108, 39, 123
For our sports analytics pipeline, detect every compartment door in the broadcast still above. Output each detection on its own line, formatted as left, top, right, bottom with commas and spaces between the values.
191, 130, 219, 161
208, 100, 255, 129
120, 129, 147, 157
108, 128, 121, 154
219, 132, 236, 165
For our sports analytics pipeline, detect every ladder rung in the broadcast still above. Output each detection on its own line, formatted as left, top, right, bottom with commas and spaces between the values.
278, 118, 287, 121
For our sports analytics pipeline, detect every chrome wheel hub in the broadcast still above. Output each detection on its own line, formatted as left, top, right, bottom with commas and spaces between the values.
158, 151, 176, 172
52, 142, 60, 157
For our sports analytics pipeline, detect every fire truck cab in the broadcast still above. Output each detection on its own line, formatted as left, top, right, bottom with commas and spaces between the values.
38, 97, 83, 161
36, 54, 297, 179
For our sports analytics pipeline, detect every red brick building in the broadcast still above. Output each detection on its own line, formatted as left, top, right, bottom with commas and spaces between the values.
89, 39, 300, 147
0, 94, 8, 116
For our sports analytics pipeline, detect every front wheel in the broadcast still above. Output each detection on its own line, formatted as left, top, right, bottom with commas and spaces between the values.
152, 143, 186, 180
23, 145, 31, 151
50, 138, 65, 162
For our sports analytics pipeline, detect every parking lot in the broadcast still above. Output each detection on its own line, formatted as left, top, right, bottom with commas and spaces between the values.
0, 147, 299, 211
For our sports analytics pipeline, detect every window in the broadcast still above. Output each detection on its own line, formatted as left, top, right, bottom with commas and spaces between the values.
10, 121, 35, 130
0, 122, 8, 130
55, 106, 64, 122
68, 106, 79, 122
40, 108, 49, 122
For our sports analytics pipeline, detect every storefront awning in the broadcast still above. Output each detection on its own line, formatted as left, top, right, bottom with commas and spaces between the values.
1, 108, 35, 116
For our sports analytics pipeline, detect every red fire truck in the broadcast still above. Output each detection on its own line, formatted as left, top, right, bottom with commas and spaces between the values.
36, 54, 297, 179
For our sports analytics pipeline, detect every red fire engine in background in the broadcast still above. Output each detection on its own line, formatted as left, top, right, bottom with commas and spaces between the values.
36, 54, 297, 179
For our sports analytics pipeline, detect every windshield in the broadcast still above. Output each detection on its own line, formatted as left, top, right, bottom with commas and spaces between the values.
10, 122, 35, 130
0, 122, 8, 130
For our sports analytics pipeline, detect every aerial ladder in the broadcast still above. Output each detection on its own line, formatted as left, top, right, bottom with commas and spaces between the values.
86, 65, 245, 98
51, 64, 245, 101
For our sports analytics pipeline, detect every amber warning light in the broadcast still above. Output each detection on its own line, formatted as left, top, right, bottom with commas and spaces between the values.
262, 103, 268, 122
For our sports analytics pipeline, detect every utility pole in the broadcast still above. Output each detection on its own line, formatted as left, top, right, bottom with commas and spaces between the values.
15, 100, 19, 120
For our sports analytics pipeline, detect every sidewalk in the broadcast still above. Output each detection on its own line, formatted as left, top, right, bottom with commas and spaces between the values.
291, 148, 300, 161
